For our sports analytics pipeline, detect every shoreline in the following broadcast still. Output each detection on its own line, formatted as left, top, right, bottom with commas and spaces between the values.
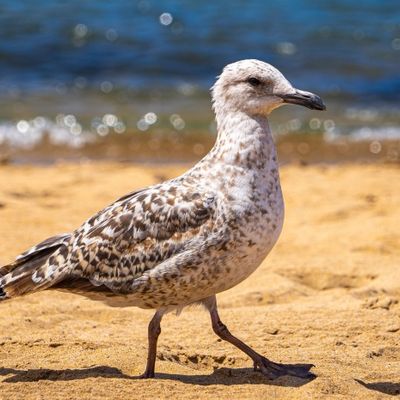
1, 134, 399, 165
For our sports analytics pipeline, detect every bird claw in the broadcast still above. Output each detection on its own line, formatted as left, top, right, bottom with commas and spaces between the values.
253, 357, 315, 380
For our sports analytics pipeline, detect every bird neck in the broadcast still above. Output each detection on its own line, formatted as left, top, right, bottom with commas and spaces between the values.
208, 110, 277, 170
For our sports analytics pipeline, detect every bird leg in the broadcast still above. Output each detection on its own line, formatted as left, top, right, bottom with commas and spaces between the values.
203, 296, 315, 380
139, 309, 164, 378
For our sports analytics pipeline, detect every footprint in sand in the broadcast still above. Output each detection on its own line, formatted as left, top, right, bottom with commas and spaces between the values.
277, 269, 376, 291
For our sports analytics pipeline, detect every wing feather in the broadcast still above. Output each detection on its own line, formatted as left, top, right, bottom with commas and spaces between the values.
67, 183, 217, 291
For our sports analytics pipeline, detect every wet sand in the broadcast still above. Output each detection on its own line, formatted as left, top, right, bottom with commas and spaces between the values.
0, 162, 399, 399
2, 133, 399, 165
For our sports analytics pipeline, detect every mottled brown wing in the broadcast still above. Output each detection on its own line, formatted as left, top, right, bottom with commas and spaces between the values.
67, 183, 217, 291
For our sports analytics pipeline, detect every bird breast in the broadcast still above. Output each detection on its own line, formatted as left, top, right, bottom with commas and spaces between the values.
204, 163, 284, 291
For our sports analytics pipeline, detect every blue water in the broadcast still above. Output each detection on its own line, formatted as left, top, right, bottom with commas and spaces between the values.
1, 0, 399, 97
0, 0, 399, 155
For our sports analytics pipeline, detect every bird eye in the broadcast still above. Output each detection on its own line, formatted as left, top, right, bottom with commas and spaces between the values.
247, 77, 262, 87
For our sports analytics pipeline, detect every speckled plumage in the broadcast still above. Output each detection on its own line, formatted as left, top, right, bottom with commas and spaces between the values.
0, 60, 286, 307
0, 60, 325, 380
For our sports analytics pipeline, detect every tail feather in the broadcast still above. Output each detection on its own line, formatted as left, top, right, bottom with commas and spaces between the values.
15, 233, 70, 264
0, 233, 71, 300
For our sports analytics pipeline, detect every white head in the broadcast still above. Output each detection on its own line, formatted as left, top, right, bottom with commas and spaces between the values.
212, 59, 325, 116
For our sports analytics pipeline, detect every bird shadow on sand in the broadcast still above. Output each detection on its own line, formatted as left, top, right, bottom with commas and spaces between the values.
355, 379, 400, 396
0, 366, 133, 383
152, 365, 316, 387
0, 364, 315, 387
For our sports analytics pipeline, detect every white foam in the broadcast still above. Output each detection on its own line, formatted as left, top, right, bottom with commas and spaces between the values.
347, 126, 400, 142
0, 117, 95, 149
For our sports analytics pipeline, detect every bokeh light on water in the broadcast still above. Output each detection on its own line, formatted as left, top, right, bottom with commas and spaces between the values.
0, 0, 398, 163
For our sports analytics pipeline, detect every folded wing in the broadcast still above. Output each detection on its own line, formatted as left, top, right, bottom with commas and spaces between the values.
65, 182, 218, 293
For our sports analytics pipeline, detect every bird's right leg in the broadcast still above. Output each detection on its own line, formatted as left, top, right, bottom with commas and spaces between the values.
203, 296, 315, 380
139, 309, 164, 379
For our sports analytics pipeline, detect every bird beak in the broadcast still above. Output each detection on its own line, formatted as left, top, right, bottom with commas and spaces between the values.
279, 89, 326, 111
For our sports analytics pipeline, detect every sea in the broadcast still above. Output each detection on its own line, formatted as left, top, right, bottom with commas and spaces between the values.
0, 0, 399, 162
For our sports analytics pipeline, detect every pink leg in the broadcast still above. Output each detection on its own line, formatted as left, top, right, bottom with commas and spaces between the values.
203, 296, 315, 380
139, 309, 164, 378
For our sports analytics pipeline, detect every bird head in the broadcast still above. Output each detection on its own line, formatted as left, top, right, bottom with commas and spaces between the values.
212, 59, 326, 116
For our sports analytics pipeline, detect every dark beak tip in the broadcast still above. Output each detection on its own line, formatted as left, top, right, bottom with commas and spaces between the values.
280, 92, 326, 111
313, 96, 327, 111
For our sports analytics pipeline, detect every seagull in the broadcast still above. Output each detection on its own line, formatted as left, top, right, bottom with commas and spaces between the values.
0, 59, 325, 380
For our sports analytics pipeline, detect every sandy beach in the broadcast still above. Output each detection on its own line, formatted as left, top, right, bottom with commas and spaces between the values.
0, 161, 399, 399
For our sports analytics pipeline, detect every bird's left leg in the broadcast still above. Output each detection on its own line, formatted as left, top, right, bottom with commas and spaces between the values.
202, 295, 315, 380
139, 308, 165, 379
